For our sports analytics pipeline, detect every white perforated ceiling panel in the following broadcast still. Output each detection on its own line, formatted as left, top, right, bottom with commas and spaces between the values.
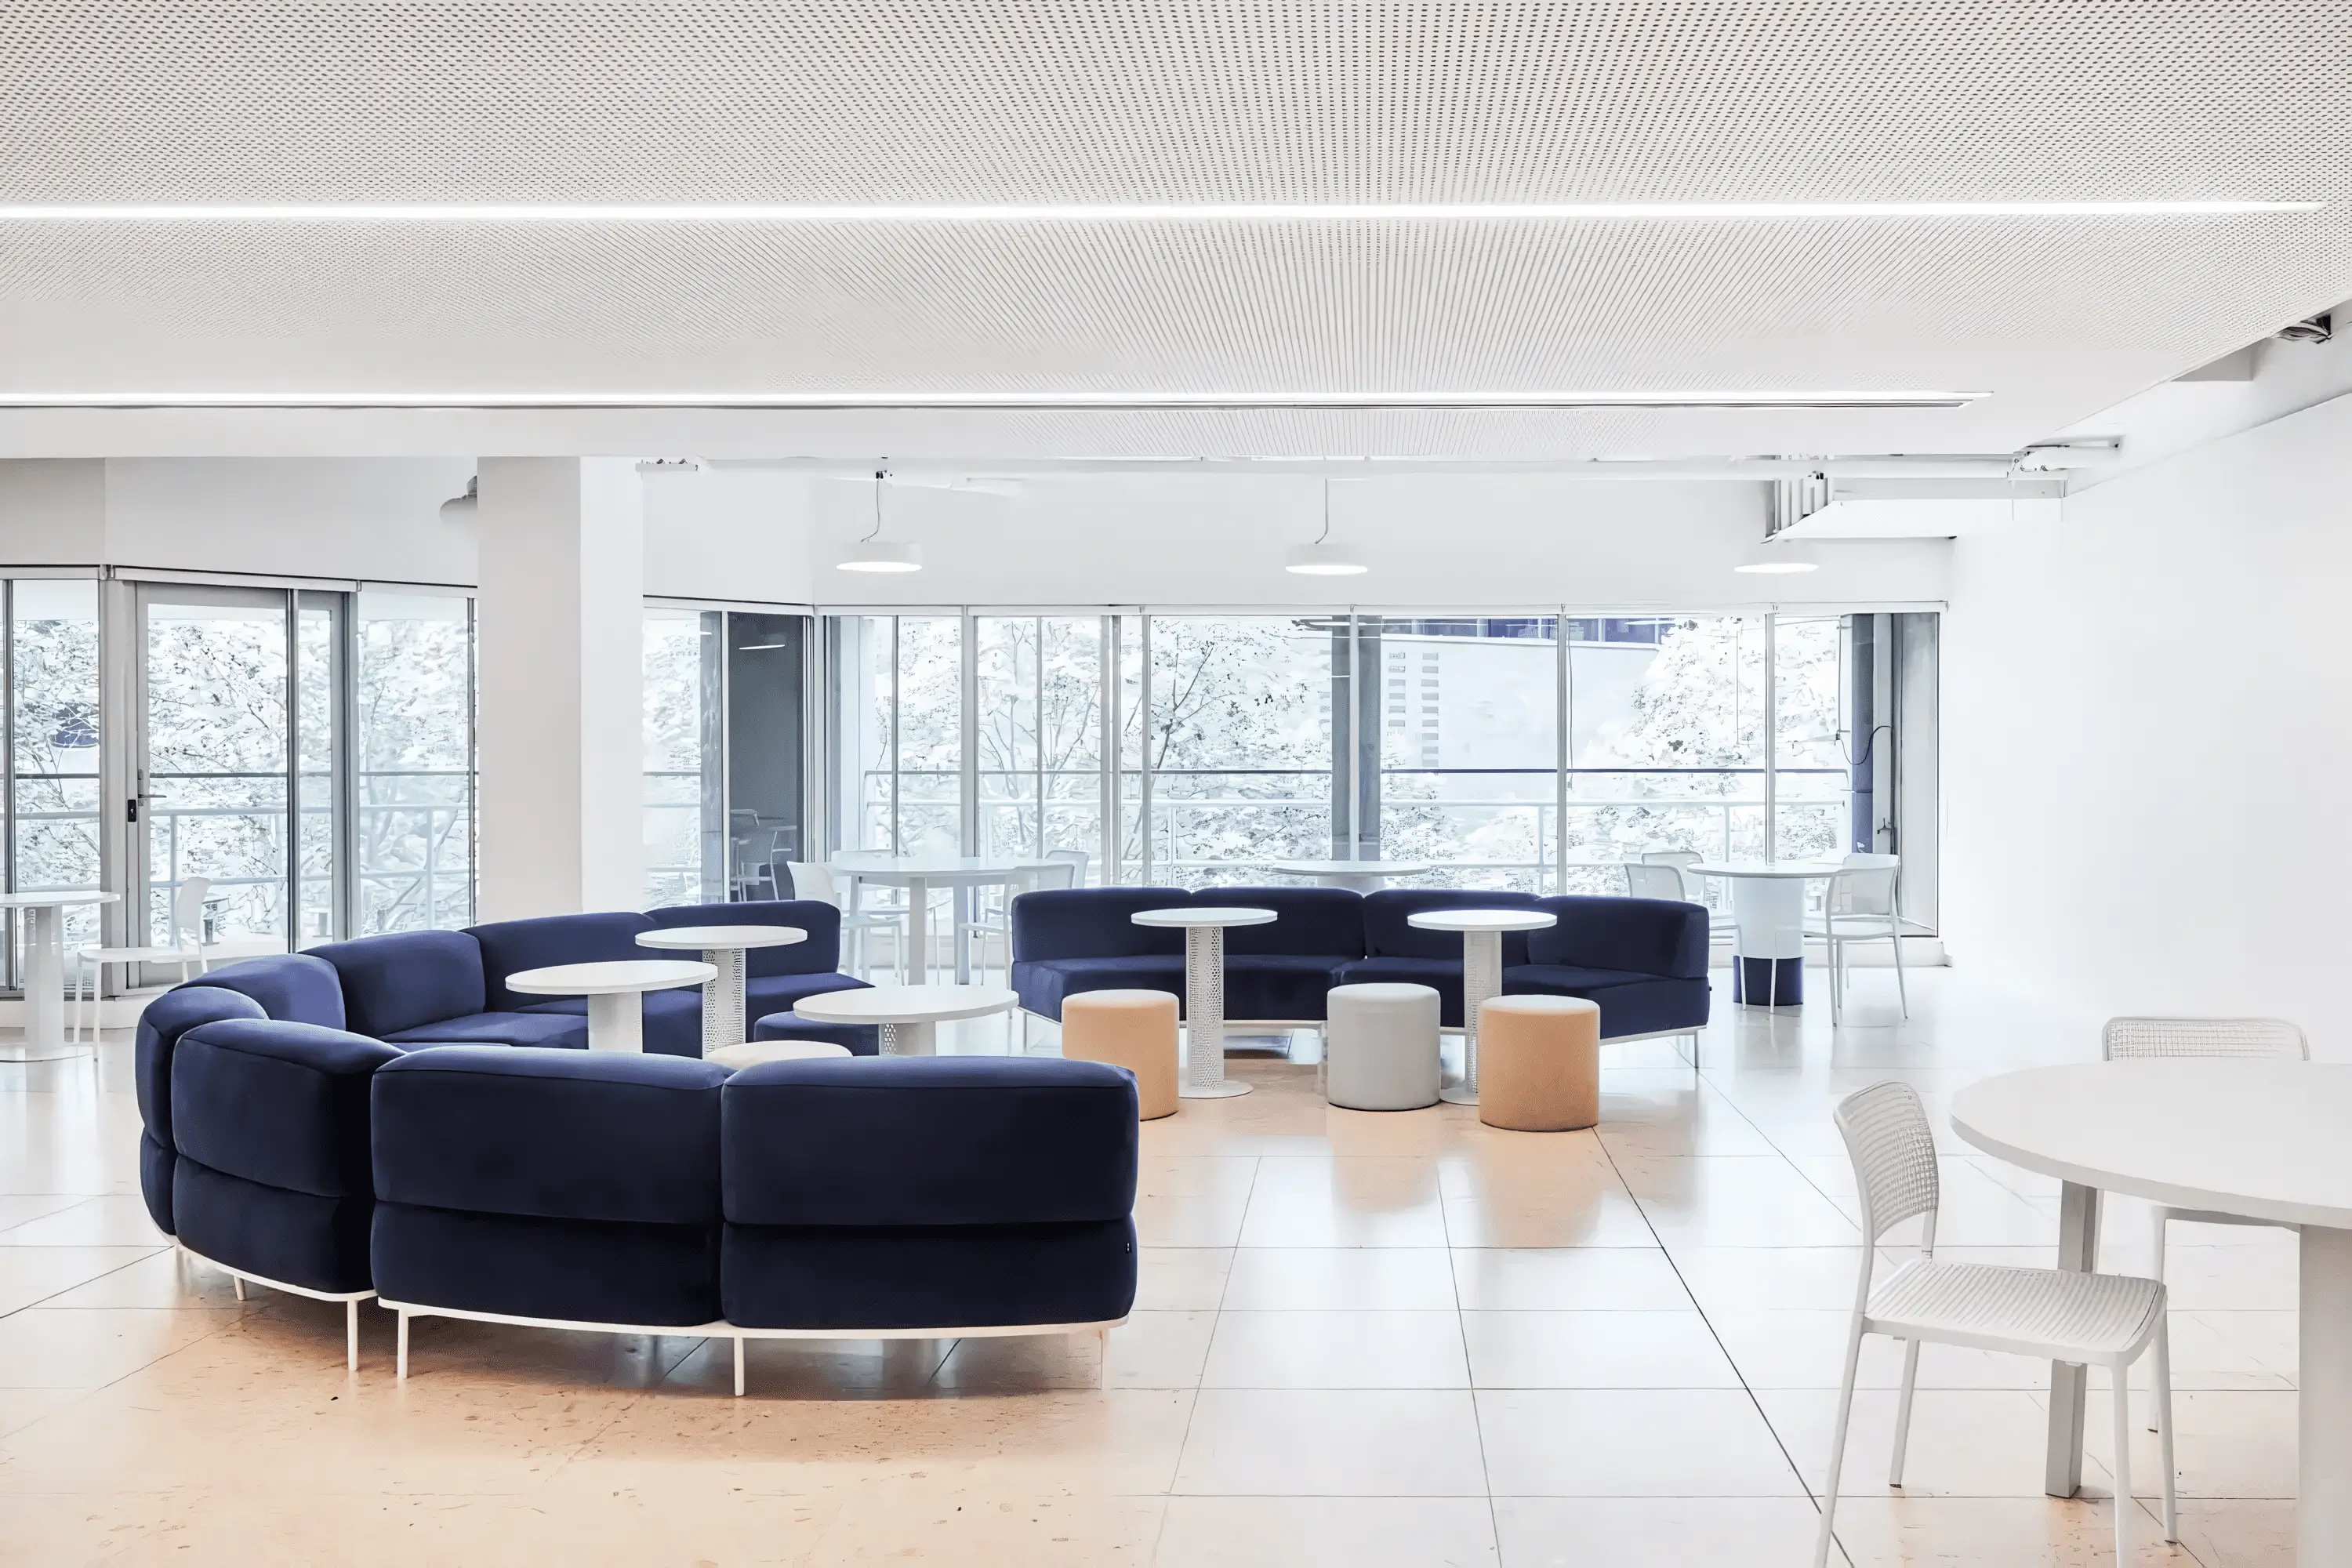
2, 2, 2348, 458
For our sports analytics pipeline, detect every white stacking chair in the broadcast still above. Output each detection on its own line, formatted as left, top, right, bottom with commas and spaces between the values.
1805, 852, 1907, 1022
783, 860, 906, 981
956, 851, 1086, 982
1815, 1081, 2175, 1566
1621, 862, 1686, 899
1639, 849, 1740, 942
2103, 1014, 2306, 1429
73, 876, 212, 1042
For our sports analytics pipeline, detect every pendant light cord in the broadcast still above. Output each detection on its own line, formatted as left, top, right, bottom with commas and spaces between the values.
863, 466, 888, 543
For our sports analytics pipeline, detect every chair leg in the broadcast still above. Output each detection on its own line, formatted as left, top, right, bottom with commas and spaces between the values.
1827, 938, 1843, 1023
2147, 1210, 2169, 1431
1889, 1338, 1922, 1486
2152, 1321, 2178, 1542
1813, 1316, 1867, 1568
1889, 927, 1908, 1018
2110, 1354, 2136, 1563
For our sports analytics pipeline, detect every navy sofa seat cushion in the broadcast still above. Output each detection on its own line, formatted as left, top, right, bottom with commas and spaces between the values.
750, 1011, 881, 1056
1011, 956, 1187, 1020
372, 1046, 728, 1225
307, 929, 487, 1039
172, 1020, 403, 1200
1010, 887, 1189, 960
1332, 956, 1477, 1026
372, 1203, 722, 1327
1195, 886, 1367, 959
743, 970, 869, 1020
1361, 888, 1544, 965
465, 911, 658, 1011
1528, 895, 1710, 979
722, 1057, 1138, 1229
176, 1159, 374, 1296
723, 1218, 1137, 1331
1221, 956, 1348, 1022
183, 953, 347, 1030
647, 900, 844, 976
135, 985, 267, 1234
515, 987, 704, 1058
1501, 966, 1711, 1038
383, 1011, 590, 1051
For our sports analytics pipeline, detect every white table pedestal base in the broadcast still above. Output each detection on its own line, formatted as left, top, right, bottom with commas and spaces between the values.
699, 947, 747, 1054
1178, 925, 1251, 1100
586, 992, 644, 1053
1438, 929, 1503, 1105
5, 906, 90, 1063
2303, 1225, 2352, 1561
1727, 877, 1806, 1010
880, 1019, 937, 1056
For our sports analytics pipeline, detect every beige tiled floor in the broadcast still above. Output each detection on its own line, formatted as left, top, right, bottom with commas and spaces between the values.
0, 968, 2299, 1564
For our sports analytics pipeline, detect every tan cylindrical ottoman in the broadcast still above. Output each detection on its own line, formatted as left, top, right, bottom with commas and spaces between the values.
1062, 989, 1180, 1120
1477, 996, 1601, 1131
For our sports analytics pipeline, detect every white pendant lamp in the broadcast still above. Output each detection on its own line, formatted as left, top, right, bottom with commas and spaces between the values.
1286, 479, 1369, 576
837, 468, 923, 573
1733, 535, 1820, 573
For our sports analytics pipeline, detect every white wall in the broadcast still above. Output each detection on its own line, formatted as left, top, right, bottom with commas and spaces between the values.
1943, 393, 2352, 1051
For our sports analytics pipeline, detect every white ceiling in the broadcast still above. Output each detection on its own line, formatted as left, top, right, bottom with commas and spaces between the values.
2, 2, 2348, 459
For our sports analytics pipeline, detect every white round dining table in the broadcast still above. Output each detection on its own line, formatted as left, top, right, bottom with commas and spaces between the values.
1272, 859, 1431, 892
0, 890, 119, 1062
1686, 860, 1842, 1008
827, 854, 1053, 985
503, 959, 714, 1053
1952, 1059, 2352, 1559
1405, 908, 1556, 1104
1133, 906, 1276, 1099
636, 924, 806, 1054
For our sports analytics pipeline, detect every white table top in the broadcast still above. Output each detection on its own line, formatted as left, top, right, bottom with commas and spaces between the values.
829, 854, 1048, 882
793, 983, 1020, 1025
1951, 1061, 2352, 1231
506, 959, 717, 996
1687, 859, 1844, 880
637, 925, 807, 952
1272, 859, 1432, 877
1133, 906, 1279, 928
0, 890, 118, 909
1407, 909, 1557, 933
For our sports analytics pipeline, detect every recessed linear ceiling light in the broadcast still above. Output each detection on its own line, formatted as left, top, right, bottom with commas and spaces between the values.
0, 200, 2319, 223
0, 388, 1987, 411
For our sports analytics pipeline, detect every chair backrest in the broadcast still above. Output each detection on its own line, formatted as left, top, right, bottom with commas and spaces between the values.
1829, 853, 1900, 916
2102, 1015, 2309, 1061
1642, 850, 1702, 869
1833, 1080, 1940, 1245
1623, 863, 1686, 900
170, 875, 214, 945
1031, 856, 1082, 892
784, 861, 839, 906
1045, 848, 1091, 886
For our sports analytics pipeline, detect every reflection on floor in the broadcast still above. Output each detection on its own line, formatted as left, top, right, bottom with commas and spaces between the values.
0, 970, 2296, 1565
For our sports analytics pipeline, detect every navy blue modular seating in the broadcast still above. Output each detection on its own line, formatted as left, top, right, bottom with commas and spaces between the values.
1011, 885, 1711, 1044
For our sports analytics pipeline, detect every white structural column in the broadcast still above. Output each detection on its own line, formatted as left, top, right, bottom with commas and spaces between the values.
475, 458, 646, 919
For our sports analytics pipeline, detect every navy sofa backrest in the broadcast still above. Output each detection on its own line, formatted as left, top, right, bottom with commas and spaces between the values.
182, 953, 348, 1031
307, 929, 488, 1040
466, 911, 659, 1011
134, 985, 267, 1236
1011, 887, 1190, 960
1529, 895, 1711, 978
1193, 886, 1365, 958
647, 898, 842, 977
1362, 888, 1544, 964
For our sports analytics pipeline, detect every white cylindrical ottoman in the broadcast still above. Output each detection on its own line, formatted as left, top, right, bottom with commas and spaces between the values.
1325, 982, 1443, 1111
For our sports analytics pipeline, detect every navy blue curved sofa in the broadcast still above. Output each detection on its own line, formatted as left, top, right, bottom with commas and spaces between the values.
132, 901, 1141, 1388
1011, 885, 1711, 1042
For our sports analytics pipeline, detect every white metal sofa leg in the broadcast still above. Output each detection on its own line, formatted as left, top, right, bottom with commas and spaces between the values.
397, 1309, 409, 1382
347, 1299, 359, 1372
734, 1334, 746, 1396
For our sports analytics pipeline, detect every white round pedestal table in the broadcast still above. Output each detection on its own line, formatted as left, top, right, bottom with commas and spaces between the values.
636, 925, 806, 1055
503, 960, 715, 1053
0, 891, 119, 1062
1686, 861, 1841, 1008
1272, 859, 1432, 893
829, 854, 1052, 984
792, 982, 1018, 1055
1403, 908, 1556, 1105
1133, 906, 1276, 1099
1953, 1060, 2352, 1559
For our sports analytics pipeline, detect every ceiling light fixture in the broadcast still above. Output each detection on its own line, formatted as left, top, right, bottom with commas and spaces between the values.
1287, 480, 1369, 576
0, 388, 1988, 411
0, 200, 2319, 224
837, 469, 921, 573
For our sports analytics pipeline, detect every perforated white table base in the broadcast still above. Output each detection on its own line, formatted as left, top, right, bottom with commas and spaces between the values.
700, 947, 747, 1054
1438, 928, 1504, 1105
879, 1019, 937, 1055
1179, 924, 1251, 1099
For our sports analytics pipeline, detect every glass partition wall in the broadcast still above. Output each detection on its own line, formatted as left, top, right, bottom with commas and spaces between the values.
822, 608, 1939, 927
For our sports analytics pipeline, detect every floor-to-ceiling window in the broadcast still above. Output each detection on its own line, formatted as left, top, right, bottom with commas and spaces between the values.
354, 591, 475, 933
643, 608, 723, 907
975, 615, 1105, 877
6, 579, 105, 973
829, 614, 963, 859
